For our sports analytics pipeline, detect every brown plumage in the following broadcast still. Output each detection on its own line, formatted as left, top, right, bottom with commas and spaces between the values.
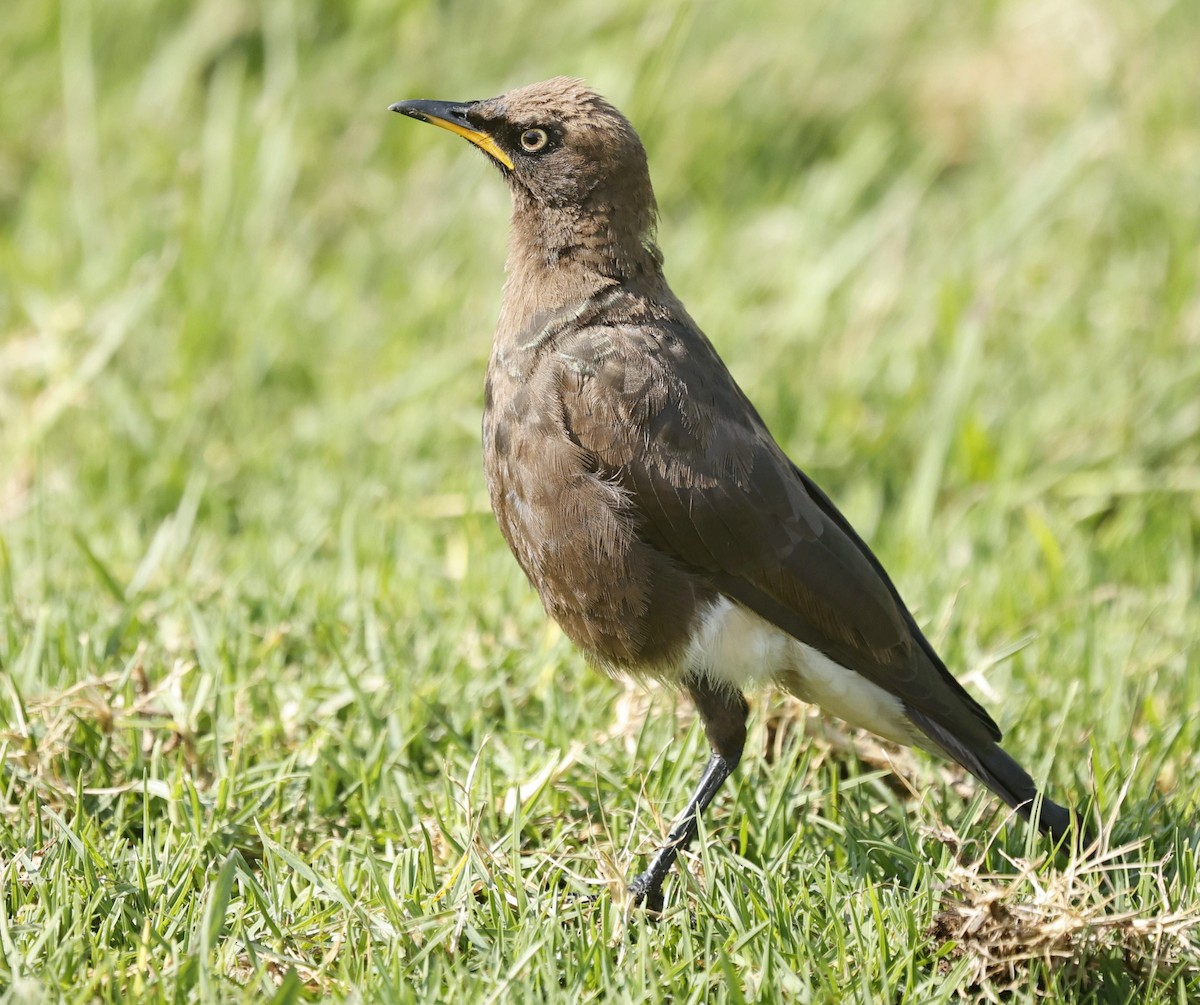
390, 77, 1080, 912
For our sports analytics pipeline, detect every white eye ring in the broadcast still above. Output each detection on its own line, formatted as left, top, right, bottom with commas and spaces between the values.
520, 128, 550, 152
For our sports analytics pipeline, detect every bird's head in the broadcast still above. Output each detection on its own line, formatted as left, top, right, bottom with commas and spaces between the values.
391, 77, 661, 278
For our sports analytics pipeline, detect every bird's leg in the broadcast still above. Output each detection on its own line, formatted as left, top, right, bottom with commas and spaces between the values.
626, 753, 735, 913
628, 679, 748, 913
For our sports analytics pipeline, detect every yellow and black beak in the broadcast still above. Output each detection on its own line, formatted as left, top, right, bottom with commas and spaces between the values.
389, 98, 514, 171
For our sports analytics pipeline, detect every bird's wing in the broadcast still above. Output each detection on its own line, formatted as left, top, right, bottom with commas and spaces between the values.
553, 319, 999, 741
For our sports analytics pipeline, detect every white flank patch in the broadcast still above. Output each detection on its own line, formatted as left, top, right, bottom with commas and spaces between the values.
681, 596, 923, 747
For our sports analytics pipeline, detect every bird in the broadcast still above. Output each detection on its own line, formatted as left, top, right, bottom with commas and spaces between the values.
389, 76, 1079, 913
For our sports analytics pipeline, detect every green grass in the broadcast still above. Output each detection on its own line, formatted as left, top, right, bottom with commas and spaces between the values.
2, 0, 1199, 1001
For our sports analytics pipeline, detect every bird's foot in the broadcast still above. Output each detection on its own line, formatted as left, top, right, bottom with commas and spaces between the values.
626, 871, 665, 915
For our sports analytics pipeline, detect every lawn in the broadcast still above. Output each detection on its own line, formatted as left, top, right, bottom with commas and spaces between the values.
1, 0, 1198, 1001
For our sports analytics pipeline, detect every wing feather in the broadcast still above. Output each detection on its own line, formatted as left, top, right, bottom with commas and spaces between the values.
555, 319, 1000, 743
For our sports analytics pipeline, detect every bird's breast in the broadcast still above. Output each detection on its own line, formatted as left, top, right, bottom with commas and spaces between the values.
482, 357, 706, 671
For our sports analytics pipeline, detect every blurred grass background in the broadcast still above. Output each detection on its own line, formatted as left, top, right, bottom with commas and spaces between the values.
1, 0, 1198, 1001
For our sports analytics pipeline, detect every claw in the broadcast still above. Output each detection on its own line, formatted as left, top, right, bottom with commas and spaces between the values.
627, 872, 665, 915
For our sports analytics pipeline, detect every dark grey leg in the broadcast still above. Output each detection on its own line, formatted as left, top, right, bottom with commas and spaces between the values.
627, 680, 748, 912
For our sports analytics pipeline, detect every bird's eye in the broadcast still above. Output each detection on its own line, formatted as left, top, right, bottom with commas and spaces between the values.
519, 128, 550, 153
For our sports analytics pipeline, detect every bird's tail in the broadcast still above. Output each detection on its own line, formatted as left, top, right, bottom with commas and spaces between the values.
906, 708, 1079, 845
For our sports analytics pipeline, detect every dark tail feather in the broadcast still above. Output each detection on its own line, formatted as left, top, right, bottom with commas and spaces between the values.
969, 742, 1075, 842
907, 709, 1081, 846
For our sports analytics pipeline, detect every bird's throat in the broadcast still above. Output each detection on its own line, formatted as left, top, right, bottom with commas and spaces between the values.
506, 192, 662, 286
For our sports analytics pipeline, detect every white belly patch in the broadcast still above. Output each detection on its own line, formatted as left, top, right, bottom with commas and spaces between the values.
681, 596, 923, 747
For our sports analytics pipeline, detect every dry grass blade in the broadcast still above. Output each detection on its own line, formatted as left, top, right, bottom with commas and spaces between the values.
930, 838, 1200, 998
